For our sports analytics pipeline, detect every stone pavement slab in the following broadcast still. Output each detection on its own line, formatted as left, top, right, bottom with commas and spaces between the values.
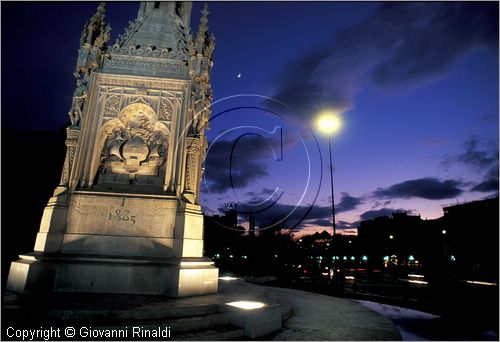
265, 286, 402, 341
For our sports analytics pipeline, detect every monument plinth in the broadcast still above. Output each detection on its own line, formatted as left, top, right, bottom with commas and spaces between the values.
7, 1, 218, 297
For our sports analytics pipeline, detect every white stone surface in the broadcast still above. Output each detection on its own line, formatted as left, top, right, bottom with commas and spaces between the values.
223, 302, 282, 339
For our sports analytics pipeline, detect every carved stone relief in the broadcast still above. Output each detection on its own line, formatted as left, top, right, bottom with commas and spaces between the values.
60, 128, 80, 186
95, 103, 169, 186
183, 137, 201, 203
68, 79, 88, 127
98, 83, 181, 126
159, 98, 173, 121
98, 77, 187, 91
103, 94, 120, 118
102, 57, 187, 76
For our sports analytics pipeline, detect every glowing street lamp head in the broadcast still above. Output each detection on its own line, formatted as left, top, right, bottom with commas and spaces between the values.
316, 112, 342, 135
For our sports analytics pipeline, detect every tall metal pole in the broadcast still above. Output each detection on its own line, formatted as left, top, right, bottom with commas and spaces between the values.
328, 137, 336, 238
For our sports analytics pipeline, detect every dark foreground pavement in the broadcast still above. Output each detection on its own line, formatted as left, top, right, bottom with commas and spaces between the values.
3, 278, 401, 341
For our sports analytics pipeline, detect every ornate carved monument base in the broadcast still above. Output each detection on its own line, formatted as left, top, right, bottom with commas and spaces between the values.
7, 2, 218, 297
7, 192, 218, 297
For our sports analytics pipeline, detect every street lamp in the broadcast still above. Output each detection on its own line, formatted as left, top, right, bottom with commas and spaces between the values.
316, 112, 342, 238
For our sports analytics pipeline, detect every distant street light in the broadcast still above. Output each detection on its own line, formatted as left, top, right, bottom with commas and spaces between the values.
317, 114, 341, 135
316, 111, 342, 238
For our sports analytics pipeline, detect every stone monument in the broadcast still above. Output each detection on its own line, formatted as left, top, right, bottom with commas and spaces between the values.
7, 2, 218, 297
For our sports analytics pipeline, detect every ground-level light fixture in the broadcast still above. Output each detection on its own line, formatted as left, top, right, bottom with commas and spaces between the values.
226, 301, 267, 310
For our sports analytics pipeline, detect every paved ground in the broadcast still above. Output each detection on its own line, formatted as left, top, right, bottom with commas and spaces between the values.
4, 279, 402, 341
266, 286, 401, 341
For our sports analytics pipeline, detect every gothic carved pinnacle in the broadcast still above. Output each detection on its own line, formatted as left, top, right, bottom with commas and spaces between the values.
74, 2, 111, 78
195, 3, 210, 54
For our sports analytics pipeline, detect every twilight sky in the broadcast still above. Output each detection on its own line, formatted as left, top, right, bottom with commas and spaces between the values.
2, 2, 498, 235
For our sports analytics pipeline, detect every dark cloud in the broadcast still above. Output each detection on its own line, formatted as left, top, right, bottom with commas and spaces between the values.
335, 192, 363, 213
476, 159, 497, 195
203, 135, 281, 193
307, 218, 332, 227
373, 177, 463, 200
267, 2, 498, 116
359, 208, 404, 221
245, 188, 275, 198
307, 219, 352, 231
224, 192, 361, 232
237, 201, 333, 231
219, 189, 334, 230
443, 135, 499, 195
336, 220, 354, 230
471, 179, 499, 193
371, 200, 392, 209
457, 136, 498, 170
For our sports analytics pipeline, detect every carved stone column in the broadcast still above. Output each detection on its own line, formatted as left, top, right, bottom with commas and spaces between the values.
183, 136, 201, 204
59, 127, 80, 188
195, 137, 208, 205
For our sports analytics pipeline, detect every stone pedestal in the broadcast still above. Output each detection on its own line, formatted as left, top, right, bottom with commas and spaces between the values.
7, 192, 218, 297
8, 254, 217, 297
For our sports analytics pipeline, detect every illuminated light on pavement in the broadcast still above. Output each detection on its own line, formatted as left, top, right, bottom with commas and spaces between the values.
226, 301, 267, 310
465, 280, 497, 286
408, 274, 425, 278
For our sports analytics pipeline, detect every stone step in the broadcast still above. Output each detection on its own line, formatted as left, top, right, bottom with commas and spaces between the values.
8, 303, 221, 322
174, 325, 246, 341
54, 313, 231, 340
135, 312, 229, 333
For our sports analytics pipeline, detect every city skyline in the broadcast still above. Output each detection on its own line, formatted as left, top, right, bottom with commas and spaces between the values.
2, 2, 498, 235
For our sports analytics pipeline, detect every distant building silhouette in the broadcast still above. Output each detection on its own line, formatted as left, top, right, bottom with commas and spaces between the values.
248, 209, 256, 237
357, 211, 429, 268
356, 197, 499, 282
204, 210, 245, 256
442, 196, 499, 282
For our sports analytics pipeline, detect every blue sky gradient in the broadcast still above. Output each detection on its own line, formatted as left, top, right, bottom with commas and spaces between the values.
2, 2, 498, 235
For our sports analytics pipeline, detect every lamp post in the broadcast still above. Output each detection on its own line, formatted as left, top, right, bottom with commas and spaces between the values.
328, 136, 336, 238
316, 113, 342, 239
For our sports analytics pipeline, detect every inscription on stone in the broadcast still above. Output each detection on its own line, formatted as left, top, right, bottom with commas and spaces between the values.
68, 194, 176, 237
108, 208, 137, 225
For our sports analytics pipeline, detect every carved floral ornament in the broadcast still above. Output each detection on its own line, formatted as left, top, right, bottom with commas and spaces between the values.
103, 92, 175, 122
93, 103, 170, 182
